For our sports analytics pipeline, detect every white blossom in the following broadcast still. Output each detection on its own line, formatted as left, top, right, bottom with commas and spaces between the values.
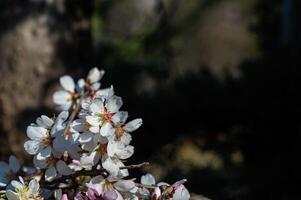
6, 177, 41, 200
0, 156, 20, 187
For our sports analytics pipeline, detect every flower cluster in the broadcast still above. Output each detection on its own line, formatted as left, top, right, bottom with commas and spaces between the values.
0, 68, 190, 200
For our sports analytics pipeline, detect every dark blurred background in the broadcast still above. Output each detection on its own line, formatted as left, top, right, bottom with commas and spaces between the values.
0, 0, 301, 199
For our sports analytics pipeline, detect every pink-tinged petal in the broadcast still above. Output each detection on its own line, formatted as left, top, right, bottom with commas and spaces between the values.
60, 75, 75, 92
59, 194, 68, 200
172, 185, 190, 200
103, 190, 118, 200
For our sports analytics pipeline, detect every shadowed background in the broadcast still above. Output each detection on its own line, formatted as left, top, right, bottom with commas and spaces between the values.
0, 0, 301, 199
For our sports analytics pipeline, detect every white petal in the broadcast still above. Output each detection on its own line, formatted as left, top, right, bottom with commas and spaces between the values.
6, 190, 19, 200
89, 99, 105, 114
29, 179, 40, 195
87, 67, 104, 83
124, 119, 143, 132
116, 145, 134, 160
45, 166, 57, 182
24, 140, 43, 155
86, 116, 102, 127
120, 133, 132, 145
81, 139, 98, 151
11, 180, 23, 190
106, 96, 123, 113
80, 151, 99, 168
115, 159, 129, 178
60, 75, 75, 92
54, 189, 62, 200
91, 82, 101, 90
53, 91, 72, 105
56, 160, 72, 176
71, 119, 86, 133
9, 156, 20, 173
76, 78, 85, 93
102, 157, 119, 178
36, 146, 52, 160
89, 126, 100, 134
33, 156, 48, 169
141, 173, 156, 185
107, 140, 117, 158
78, 132, 94, 143
36, 115, 54, 129
100, 123, 115, 137
172, 186, 190, 200
95, 86, 115, 98
114, 180, 135, 192
26, 126, 48, 140
111, 111, 128, 126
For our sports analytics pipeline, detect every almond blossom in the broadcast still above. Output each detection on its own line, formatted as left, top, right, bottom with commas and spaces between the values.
0, 156, 20, 187
6, 177, 42, 200
1, 67, 190, 200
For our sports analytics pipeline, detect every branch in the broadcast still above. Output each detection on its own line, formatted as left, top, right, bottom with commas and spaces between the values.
120, 162, 149, 169
39, 162, 149, 189
63, 96, 84, 138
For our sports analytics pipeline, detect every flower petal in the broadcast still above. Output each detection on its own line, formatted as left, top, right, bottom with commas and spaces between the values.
114, 180, 135, 192
45, 166, 57, 182
111, 111, 128, 126
106, 96, 123, 113
100, 123, 115, 137
53, 91, 72, 107
26, 126, 48, 140
124, 119, 143, 132
29, 179, 40, 195
36, 115, 54, 129
9, 156, 20, 173
11, 180, 23, 190
56, 160, 72, 176
141, 173, 156, 185
6, 190, 19, 200
24, 140, 43, 155
78, 132, 94, 143
60, 75, 75, 92
36, 146, 52, 160
89, 99, 104, 114
86, 116, 101, 127
87, 67, 104, 83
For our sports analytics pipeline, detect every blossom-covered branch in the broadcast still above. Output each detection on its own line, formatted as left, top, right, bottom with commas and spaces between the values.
0, 67, 190, 200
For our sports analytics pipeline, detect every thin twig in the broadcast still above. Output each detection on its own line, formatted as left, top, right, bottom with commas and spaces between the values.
120, 162, 149, 169
135, 183, 157, 189
63, 96, 84, 138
